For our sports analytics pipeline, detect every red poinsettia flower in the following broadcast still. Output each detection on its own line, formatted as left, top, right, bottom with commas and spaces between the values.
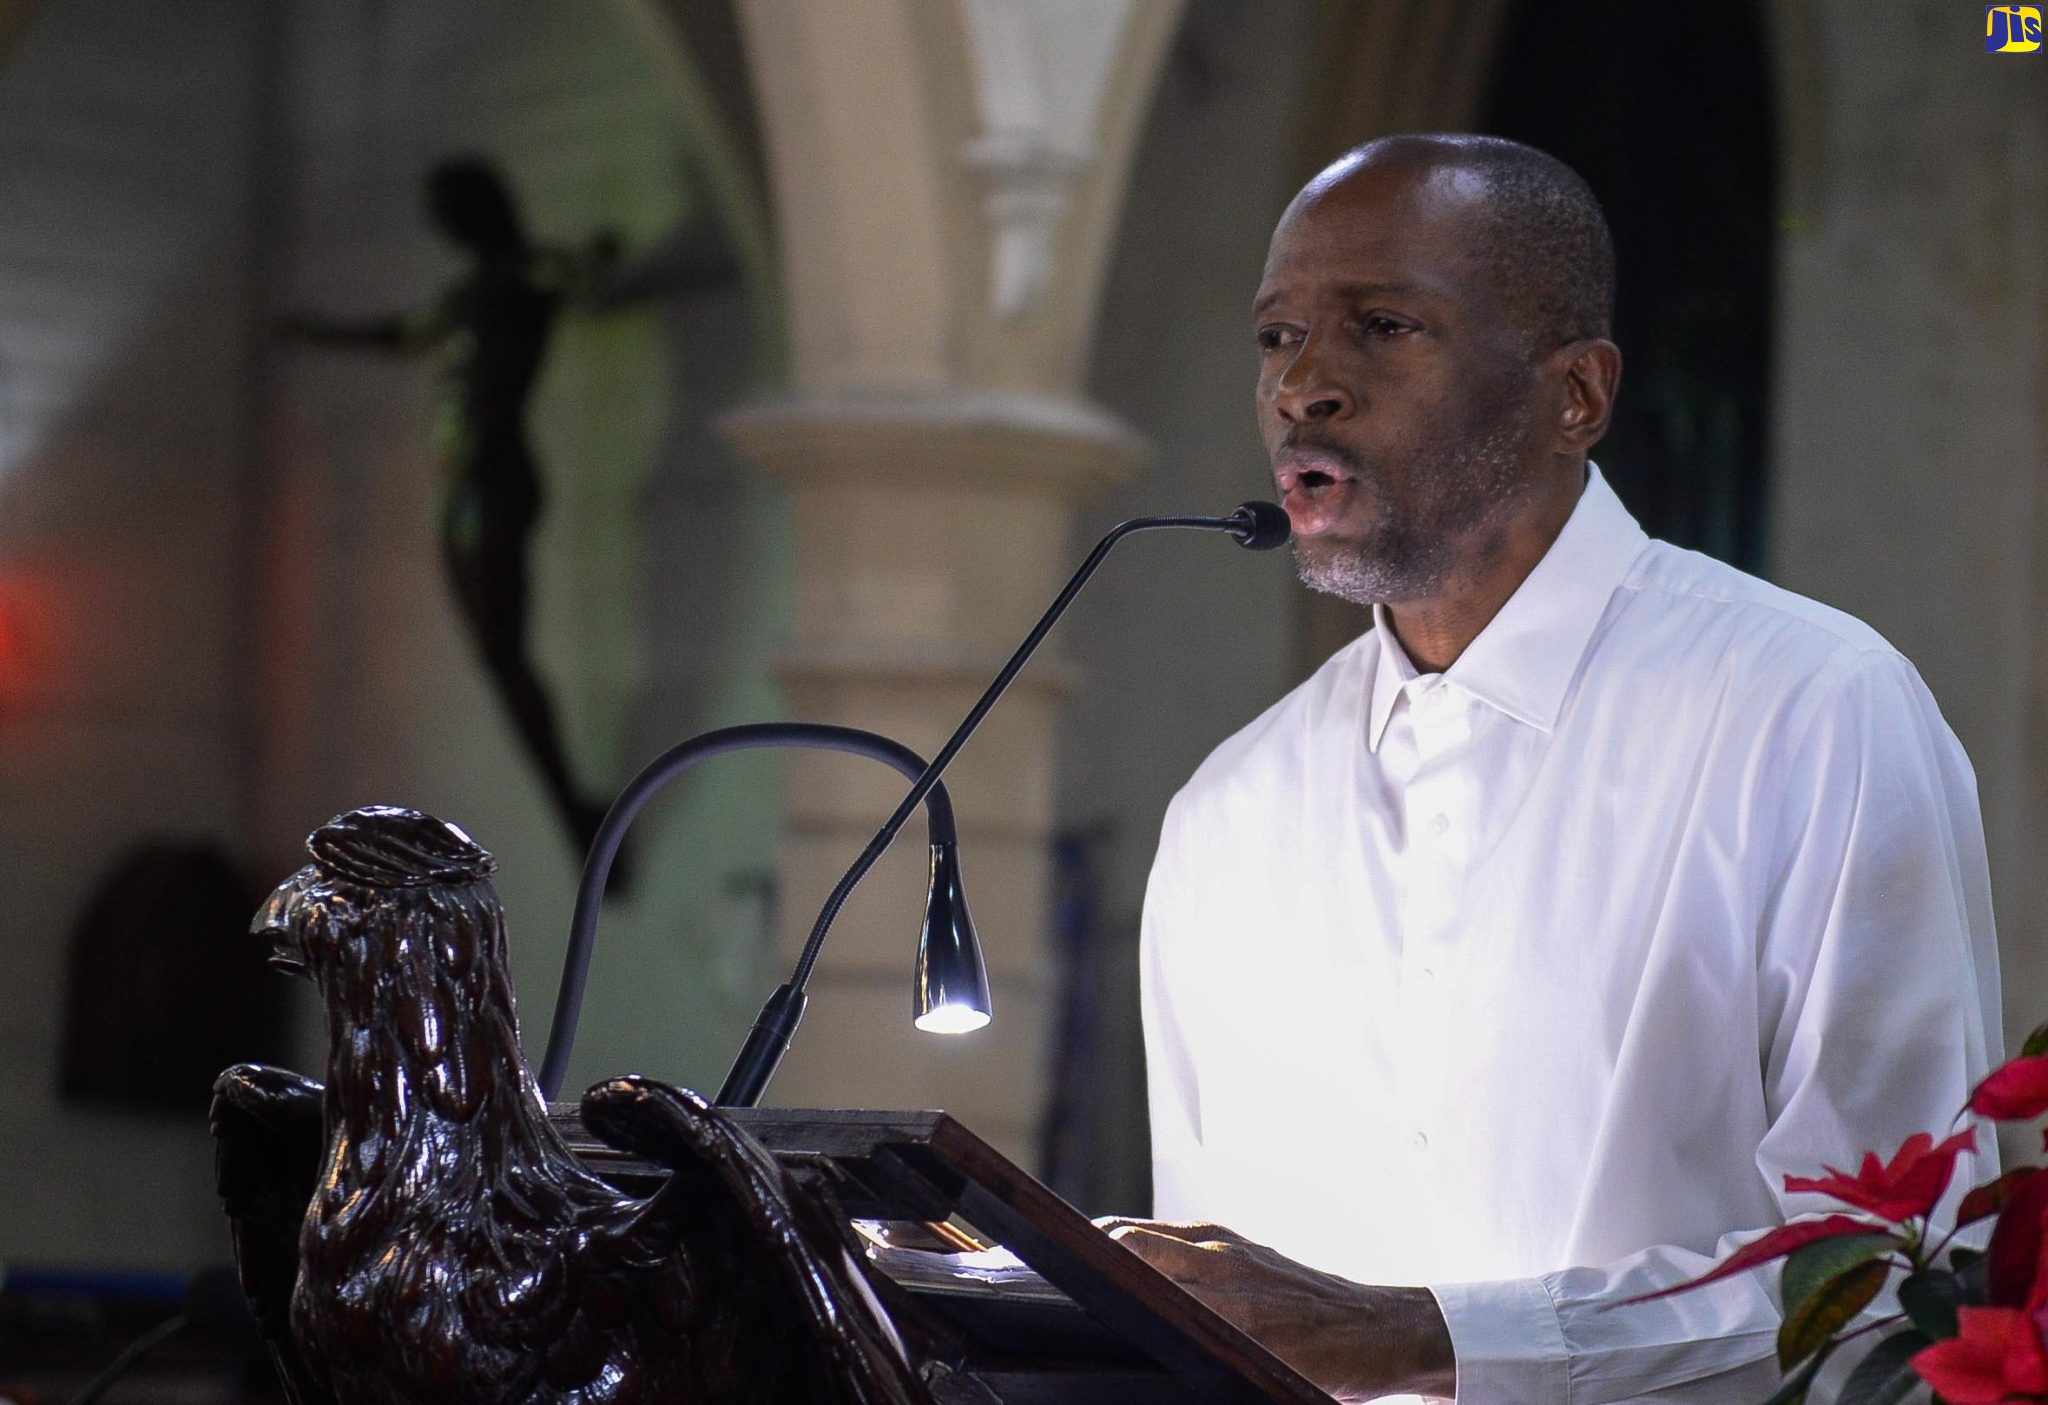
1783, 1129, 1979, 1224
1911, 1307, 2048, 1403
1974, 1056, 2048, 1122
1963, 1169, 2044, 1230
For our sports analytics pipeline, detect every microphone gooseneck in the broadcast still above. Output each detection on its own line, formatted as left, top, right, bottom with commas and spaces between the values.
714, 501, 1290, 1109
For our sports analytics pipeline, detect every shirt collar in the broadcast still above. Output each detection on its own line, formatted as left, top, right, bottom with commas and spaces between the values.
1367, 607, 1424, 752
1366, 463, 1648, 752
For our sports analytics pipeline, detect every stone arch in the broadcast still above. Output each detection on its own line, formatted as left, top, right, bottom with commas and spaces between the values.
657, 0, 1188, 1154
722, 0, 1186, 396
1292, 0, 1514, 179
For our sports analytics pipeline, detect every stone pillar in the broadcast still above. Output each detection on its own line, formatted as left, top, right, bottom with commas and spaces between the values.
725, 391, 1142, 1158
719, 0, 1184, 1162
1763, 1, 2048, 1099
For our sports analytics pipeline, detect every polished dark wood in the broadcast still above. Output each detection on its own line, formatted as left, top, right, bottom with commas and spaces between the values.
213, 807, 929, 1405
556, 1107, 1335, 1405
213, 805, 1329, 1405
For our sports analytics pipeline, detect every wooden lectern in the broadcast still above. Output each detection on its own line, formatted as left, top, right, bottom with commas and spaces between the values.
215, 808, 1335, 1405
553, 1105, 1335, 1405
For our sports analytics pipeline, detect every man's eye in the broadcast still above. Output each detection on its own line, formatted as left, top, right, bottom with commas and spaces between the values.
1255, 325, 1299, 352
1359, 316, 1411, 338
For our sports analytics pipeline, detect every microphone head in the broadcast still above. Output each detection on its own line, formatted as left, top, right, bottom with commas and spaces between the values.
1227, 500, 1291, 551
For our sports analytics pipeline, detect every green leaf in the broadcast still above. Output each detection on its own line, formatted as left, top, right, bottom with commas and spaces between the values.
1949, 1249, 1988, 1303
1762, 1337, 1838, 1405
1781, 1233, 1898, 1321
1838, 1329, 1932, 1405
2021, 1021, 2048, 1059
1779, 1258, 1890, 1370
1897, 1268, 1962, 1340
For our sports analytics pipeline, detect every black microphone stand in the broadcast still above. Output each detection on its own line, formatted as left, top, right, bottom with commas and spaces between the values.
715, 502, 1288, 1107
535, 502, 1288, 1108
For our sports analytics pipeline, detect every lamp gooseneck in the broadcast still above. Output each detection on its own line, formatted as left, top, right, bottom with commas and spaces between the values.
535, 723, 964, 1102
547, 502, 1289, 1109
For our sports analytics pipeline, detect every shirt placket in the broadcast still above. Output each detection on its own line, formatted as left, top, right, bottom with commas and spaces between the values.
1393, 681, 1473, 1169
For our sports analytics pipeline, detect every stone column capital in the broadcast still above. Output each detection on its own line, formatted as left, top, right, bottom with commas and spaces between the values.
720, 385, 1146, 501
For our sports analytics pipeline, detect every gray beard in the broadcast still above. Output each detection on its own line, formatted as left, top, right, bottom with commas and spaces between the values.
1295, 527, 1453, 605
1292, 412, 1533, 606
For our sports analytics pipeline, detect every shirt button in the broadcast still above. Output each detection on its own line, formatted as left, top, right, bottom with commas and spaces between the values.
1429, 813, 1451, 837
1408, 1129, 1430, 1152
1417, 965, 1437, 983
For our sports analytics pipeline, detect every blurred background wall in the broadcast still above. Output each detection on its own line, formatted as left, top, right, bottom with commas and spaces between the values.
0, 0, 2040, 1293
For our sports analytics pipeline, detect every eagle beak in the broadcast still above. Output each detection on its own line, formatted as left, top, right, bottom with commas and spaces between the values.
253, 867, 314, 978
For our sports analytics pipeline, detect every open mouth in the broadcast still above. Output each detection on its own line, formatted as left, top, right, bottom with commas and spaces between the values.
1273, 449, 1363, 536
1273, 447, 1359, 496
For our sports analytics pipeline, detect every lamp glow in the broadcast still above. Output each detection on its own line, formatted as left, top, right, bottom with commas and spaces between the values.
914, 1004, 992, 1035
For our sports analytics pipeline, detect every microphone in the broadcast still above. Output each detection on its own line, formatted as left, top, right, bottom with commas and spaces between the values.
1226, 499, 1292, 551
714, 501, 1289, 1108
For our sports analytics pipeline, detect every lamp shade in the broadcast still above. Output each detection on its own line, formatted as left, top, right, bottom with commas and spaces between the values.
913, 842, 991, 1033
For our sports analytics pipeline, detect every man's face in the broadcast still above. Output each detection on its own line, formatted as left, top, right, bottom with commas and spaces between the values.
1254, 158, 1550, 604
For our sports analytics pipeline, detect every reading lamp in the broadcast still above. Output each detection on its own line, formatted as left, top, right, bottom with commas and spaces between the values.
538, 500, 1289, 1108
535, 722, 986, 1102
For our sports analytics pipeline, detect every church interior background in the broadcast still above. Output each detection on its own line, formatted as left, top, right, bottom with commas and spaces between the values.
0, 0, 2042, 1393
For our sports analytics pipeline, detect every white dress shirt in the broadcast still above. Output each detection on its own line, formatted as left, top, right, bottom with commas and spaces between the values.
1140, 466, 2002, 1404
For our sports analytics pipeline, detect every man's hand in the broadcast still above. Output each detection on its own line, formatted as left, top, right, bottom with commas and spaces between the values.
1097, 1217, 1456, 1403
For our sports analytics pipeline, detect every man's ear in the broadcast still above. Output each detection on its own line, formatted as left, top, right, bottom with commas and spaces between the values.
1551, 339, 1622, 453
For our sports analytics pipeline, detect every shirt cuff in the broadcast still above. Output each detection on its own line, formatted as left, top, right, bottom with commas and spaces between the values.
1428, 1276, 1572, 1405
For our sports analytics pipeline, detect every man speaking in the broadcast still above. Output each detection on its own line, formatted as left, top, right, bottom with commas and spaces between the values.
1104, 136, 2002, 1402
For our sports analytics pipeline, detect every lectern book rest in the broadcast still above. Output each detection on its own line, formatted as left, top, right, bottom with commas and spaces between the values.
550, 1105, 1337, 1405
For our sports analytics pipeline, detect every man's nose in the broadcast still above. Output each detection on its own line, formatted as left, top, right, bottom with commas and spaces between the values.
1270, 331, 1356, 423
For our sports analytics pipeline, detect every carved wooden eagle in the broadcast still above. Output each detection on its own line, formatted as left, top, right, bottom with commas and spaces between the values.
211, 805, 931, 1405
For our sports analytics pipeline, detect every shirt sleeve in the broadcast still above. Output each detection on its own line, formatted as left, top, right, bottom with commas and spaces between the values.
1431, 649, 2004, 1404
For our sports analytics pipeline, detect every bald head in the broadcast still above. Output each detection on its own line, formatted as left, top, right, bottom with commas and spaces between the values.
1294, 134, 1615, 351
1254, 131, 1625, 615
